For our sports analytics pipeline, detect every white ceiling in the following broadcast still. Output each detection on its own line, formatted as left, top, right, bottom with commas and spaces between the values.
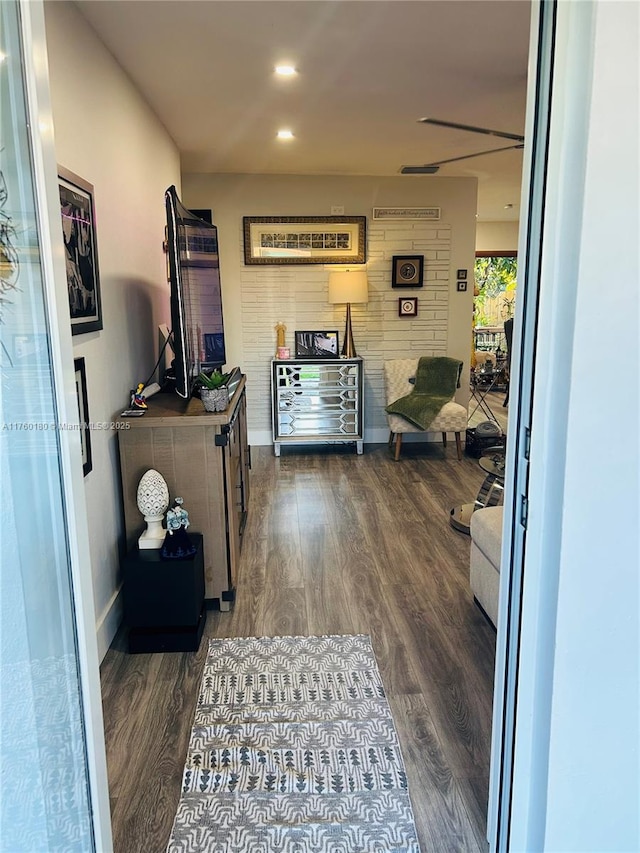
74, 0, 531, 221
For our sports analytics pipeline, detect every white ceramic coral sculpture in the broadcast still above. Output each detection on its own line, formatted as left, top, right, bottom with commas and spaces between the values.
136, 468, 169, 550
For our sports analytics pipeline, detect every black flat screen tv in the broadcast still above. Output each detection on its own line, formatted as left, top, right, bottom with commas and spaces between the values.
164, 185, 226, 398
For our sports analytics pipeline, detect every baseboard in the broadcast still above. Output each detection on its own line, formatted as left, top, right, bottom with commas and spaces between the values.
96, 585, 123, 662
248, 428, 273, 446
473, 595, 497, 631
247, 427, 460, 447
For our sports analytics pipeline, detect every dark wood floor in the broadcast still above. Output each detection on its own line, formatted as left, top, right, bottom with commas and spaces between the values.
100, 442, 496, 853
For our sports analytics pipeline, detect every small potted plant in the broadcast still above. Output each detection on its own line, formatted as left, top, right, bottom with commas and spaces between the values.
198, 369, 231, 412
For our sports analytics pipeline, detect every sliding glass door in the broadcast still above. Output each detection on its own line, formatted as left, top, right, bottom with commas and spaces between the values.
1, 2, 110, 849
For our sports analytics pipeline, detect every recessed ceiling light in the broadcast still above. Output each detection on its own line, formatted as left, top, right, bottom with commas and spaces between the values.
277, 129, 294, 140
275, 65, 297, 77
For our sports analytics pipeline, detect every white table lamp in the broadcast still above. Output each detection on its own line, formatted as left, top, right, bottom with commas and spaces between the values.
328, 269, 369, 358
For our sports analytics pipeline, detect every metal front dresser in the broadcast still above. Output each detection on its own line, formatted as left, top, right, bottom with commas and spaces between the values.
271, 357, 364, 456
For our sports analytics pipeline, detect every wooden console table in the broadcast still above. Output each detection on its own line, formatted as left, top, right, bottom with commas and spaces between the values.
117, 377, 250, 609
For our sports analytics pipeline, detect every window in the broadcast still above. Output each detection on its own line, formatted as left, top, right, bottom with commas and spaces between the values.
473, 253, 517, 353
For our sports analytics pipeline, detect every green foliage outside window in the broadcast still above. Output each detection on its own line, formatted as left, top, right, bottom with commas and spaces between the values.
474, 256, 517, 327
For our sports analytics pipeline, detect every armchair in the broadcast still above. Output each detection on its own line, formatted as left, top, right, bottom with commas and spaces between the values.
384, 357, 468, 461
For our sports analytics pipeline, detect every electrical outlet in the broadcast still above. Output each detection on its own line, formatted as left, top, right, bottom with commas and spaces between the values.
330, 205, 344, 216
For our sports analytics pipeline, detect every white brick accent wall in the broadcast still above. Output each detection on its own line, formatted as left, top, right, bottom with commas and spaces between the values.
239, 219, 453, 443
182, 173, 477, 446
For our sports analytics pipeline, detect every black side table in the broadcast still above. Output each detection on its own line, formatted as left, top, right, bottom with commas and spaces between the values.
123, 533, 205, 653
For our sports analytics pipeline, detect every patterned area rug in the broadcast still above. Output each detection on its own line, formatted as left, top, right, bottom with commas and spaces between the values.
167, 634, 420, 852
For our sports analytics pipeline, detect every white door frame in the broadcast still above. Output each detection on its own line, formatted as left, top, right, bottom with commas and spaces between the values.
489, 0, 614, 848
19, 2, 113, 849
488, 0, 558, 846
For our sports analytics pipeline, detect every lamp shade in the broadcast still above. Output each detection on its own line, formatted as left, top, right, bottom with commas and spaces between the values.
328, 269, 368, 305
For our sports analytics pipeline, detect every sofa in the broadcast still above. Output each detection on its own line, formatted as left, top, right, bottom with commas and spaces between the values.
469, 505, 503, 628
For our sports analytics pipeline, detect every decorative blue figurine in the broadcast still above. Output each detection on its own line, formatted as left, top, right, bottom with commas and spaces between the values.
161, 497, 196, 559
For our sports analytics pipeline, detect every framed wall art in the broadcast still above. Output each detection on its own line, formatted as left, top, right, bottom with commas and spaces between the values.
372, 207, 441, 221
58, 166, 103, 335
74, 357, 92, 476
391, 255, 424, 288
243, 216, 366, 265
294, 330, 339, 358
398, 297, 418, 317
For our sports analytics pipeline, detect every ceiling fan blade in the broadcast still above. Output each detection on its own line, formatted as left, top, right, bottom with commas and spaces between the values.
419, 117, 525, 143
401, 143, 524, 174
423, 143, 525, 168
400, 165, 440, 174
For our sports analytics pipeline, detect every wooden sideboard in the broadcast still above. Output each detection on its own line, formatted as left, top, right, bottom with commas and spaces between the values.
117, 377, 250, 609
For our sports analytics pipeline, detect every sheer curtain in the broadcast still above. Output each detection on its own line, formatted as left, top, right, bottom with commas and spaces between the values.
0, 3, 94, 849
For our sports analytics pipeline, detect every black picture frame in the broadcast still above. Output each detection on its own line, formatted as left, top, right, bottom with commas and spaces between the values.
457, 269, 468, 279
294, 330, 339, 358
392, 255, 424, 288
243, 216, 366, 265
74, 357, 92, 477
398, 297, 418, 317
58, 166, 103, 335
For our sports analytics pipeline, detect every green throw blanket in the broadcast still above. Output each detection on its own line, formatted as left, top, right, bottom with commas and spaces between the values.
385, 356, 462, 430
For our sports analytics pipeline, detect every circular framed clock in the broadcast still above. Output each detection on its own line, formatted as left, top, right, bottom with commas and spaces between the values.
392, 254, 424, 288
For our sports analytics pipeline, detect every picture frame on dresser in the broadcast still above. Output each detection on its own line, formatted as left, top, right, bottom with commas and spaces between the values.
294, 330, 339, 358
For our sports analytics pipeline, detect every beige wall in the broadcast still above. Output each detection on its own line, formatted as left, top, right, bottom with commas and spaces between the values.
41, 3, 482, 648
45, 1, 181, 658
475, 220, 519, 253
182, 173, 477, 444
